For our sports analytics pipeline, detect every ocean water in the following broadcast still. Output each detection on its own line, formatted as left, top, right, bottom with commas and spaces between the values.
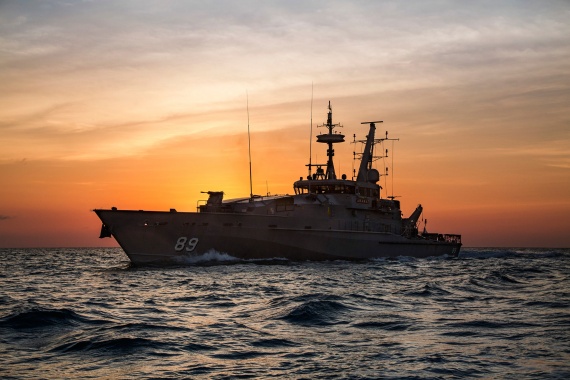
1, 248, 569, 379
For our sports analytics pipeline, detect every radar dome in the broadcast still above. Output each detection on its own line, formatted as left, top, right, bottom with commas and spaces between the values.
368, 169, 380, 183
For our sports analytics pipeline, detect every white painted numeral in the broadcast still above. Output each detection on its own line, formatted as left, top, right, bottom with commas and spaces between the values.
174, 236, 199, 252
174, 237, 187, 251
186, 238, 199, 252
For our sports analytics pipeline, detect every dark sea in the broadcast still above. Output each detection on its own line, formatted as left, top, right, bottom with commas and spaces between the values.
1, 248, 569, 379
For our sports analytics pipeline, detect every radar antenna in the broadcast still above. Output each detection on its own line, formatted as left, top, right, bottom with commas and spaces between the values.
353, 121, 399, 194
312, 101, 345, 180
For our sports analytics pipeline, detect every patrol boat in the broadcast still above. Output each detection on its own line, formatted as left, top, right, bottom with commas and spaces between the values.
95, 102, 461, 264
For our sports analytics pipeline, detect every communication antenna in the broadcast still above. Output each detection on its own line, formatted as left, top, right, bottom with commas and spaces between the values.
352, 126, 399, 197
247, 91, 253, 201
391, 139, 395, 199
308, 82, 314, 178
381, 131, 399, 199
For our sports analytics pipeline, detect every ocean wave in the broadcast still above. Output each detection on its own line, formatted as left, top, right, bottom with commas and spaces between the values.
249, 338, 299, 348
0, 307, 108, 329
210, 350, 269, 360
403, 282, 454, 297
2, 247, 570, 379
0, 294, 14, 306
459, 247, 570, 259
459, 248, 519, 259
467, 270, 528, 291
43, 321, 190, 355
370, 255, 420, 263
272, 294, 352, 326
445, 320, 539, 330
105, 322, 190, 334
268, 293, 346, 308
183, 342, 217, 352
49, 336, 161, 354
351, 319, 413, 331
523, 300, 569, 309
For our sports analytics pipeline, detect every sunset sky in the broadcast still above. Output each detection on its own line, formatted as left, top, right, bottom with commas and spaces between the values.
1, 0, 569, 248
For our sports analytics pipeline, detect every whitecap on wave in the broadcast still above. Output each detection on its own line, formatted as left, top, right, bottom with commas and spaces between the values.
172, 250, 292, 265
458, 248, 517, 259
370, 256, 418, 263
459, 247, 570, 259
172, 249, 239, 264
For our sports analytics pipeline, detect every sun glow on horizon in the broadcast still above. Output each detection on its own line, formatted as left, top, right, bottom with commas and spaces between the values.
1, 1, 569, 248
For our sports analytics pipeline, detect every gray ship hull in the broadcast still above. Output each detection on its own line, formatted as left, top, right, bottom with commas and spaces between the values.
95, 209, 461, 264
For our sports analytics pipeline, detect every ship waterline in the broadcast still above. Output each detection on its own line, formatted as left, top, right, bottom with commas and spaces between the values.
95, 102, 461, 264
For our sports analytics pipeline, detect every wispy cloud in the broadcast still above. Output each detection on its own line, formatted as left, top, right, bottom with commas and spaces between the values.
1, 0, 569, 163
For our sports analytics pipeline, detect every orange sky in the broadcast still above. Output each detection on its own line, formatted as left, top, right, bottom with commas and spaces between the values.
1, 1, 569, 248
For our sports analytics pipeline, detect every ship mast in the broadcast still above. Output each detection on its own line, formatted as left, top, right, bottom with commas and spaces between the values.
354, 122, 399, 188
315, 101, 345, 179
356, 121, 381, 182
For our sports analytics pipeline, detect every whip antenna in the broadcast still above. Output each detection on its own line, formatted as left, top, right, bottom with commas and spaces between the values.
247, 91, 253, 201
309, 82, 314, 178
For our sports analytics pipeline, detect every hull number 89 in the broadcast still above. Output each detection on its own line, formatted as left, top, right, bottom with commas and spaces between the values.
174, 237, 199, 252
